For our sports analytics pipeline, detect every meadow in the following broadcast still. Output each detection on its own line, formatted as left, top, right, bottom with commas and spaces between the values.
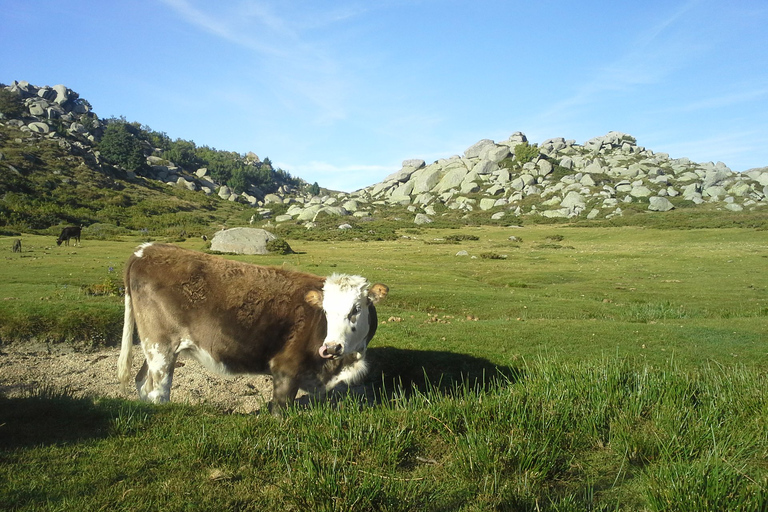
1, 224, 767, 510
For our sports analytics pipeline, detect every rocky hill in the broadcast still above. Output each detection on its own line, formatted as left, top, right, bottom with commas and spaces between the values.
2, 80, 767, 233
281, 132, 768, 225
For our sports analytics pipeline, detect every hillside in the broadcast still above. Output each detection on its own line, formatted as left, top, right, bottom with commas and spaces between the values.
2, 80, 768, 239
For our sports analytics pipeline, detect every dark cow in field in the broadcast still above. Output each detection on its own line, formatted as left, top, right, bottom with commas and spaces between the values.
117, 243, 388, 413
12, 239, 21, 253
56, 226, 81, 246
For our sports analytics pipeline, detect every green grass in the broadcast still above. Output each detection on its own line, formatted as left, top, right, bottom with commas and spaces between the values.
2, 225, 768, 509
1, 359, 766, 511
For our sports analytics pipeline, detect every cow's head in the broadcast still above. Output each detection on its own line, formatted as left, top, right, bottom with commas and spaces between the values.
306, 274, 388, 360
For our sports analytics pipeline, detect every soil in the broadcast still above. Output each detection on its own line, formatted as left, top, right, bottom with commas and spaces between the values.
0, 343, 280, 414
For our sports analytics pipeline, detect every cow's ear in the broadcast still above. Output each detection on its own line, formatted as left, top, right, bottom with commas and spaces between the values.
367, 283, 389, 304
305, 289, 324, 308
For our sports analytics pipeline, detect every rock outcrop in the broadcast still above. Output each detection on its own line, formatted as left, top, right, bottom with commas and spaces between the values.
276, 131, 767, 222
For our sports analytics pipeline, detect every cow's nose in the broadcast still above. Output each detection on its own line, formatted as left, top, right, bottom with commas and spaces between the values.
322, 342, 342, 358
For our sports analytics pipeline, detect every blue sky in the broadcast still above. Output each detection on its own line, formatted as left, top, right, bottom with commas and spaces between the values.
2, 1, 767, 191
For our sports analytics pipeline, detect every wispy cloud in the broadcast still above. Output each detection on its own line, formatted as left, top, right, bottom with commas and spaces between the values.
540, 0, 703, 122
159, 0, 361, 123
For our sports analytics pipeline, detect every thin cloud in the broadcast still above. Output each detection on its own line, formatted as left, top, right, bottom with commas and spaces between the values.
159, 0, 355, 123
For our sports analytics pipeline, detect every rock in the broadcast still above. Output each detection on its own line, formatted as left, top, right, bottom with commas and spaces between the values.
414, 213, 433, 224
263, 194, 283, 204
561, 191, 586, 209
27, 122, 50, 134
630, 185, 653, 198
338, 223, 354, 230
491, 211, 505, 220
218, 185, 233, 200
411, 165, 443, 194
402, 159, 425, 170
210, 228, 277, 255
455, 250, 469, 257
648, 196, 674, 212
434, 165, 470, 193
479, 198, 497, 210
464, 139, 496, 159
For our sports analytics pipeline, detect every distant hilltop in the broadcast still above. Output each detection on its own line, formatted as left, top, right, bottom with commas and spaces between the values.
277, 131, 768, 224
2, 80, 767, 226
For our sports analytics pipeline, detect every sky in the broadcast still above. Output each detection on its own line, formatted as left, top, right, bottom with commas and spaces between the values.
2, 1, 767, 192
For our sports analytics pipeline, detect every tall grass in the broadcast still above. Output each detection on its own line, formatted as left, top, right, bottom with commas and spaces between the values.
2, 357, 766, 510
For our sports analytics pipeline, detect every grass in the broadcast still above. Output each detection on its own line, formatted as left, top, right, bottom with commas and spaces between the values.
1, 359, 766, 511
1, 224, 768, 509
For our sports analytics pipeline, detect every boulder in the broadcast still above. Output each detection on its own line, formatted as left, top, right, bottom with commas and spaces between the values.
648, 196, 674, 212
464, 139, 496, 159
210, 228, 277, 255
414, 213, 433, 225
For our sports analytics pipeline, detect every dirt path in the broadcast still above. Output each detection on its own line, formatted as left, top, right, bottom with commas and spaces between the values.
0, 343, 277, 414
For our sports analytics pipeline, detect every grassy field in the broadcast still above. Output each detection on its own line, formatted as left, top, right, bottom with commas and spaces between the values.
1, 225, 767, 510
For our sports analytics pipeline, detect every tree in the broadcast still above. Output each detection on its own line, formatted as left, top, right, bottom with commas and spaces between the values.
0, 89, 25, 118
308, 182, 321, 196
98, 123, 145, 172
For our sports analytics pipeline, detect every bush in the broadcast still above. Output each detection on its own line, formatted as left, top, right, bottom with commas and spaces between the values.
514, 141, 539, 164
266, 238, 294, 255
0, 89, 24, 118
98, 123, 145, 172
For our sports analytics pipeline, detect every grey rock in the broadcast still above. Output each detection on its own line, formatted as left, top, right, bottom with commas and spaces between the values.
211, 228, 277, 255
414, 213, 433, 224
648, 196, 674, 212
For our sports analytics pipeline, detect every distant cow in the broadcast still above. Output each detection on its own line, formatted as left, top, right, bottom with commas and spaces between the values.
117, 243, 388, 413
12, 239, 21, 253
56, 226, 81, 246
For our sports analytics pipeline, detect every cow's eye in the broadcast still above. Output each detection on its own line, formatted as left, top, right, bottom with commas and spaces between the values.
348, 304, 361, 320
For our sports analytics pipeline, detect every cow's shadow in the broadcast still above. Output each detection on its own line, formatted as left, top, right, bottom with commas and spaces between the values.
367, 346, 522, 396
300, 347, 522, 409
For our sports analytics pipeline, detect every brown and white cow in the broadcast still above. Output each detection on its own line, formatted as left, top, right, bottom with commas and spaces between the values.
117, 243, 388, 413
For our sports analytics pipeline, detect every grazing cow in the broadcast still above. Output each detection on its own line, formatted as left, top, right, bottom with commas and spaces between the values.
117, 243, 388, 413
12, 239, 21, 253
56, 226, 81, 246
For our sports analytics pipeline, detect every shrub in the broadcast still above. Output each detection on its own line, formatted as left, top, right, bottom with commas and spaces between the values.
514, 141, 539, 164
266, 238, 294, 255
0, 89, 24, 118
98, 123, 145, 172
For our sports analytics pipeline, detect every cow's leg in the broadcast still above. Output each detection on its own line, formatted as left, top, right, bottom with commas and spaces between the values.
270, 372, 299, 415
136, 342, 177, 404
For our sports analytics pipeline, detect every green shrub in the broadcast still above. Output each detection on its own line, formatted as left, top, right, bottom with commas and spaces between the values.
266, 238, 294, 254
0, 89, 24, 118
514, 141, 539, 164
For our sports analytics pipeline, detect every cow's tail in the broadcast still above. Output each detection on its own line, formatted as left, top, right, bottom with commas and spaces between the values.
117, 292, 135, 394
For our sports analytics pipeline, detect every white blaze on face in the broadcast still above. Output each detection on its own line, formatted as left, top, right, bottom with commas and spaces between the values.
320, 274, 370, 359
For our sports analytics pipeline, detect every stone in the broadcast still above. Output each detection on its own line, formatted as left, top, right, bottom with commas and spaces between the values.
414, 213, 433, 224
455, 250, 469, 257
630, 185, 653, 198
27, 122, 50, 133
491, 211, 505, 220
218, 185, 232, 200
479, 198, 497, 210
561, 191, 586, 209
464, 139, 496, 159
434, 165, 470, 193
411, 165, 443, 193
648, 196, 674, 212
210, 228, 277, 255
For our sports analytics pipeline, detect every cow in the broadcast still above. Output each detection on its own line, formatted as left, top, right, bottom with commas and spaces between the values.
56, 226, 81, 246
117, 243, 388, 414
12, 239, 21, 253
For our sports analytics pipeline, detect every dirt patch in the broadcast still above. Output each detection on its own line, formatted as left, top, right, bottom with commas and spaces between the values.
0, 343, 277, 414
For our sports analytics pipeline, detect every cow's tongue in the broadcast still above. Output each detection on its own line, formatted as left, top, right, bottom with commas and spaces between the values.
318, 345, 333, 359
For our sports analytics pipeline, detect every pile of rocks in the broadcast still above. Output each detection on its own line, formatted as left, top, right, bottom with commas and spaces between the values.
273, 131, 768, 223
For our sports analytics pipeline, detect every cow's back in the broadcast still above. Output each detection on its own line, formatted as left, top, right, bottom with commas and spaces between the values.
124, 243, 326, 374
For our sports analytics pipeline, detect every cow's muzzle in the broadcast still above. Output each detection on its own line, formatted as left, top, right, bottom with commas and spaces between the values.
319, 342, 342, 359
